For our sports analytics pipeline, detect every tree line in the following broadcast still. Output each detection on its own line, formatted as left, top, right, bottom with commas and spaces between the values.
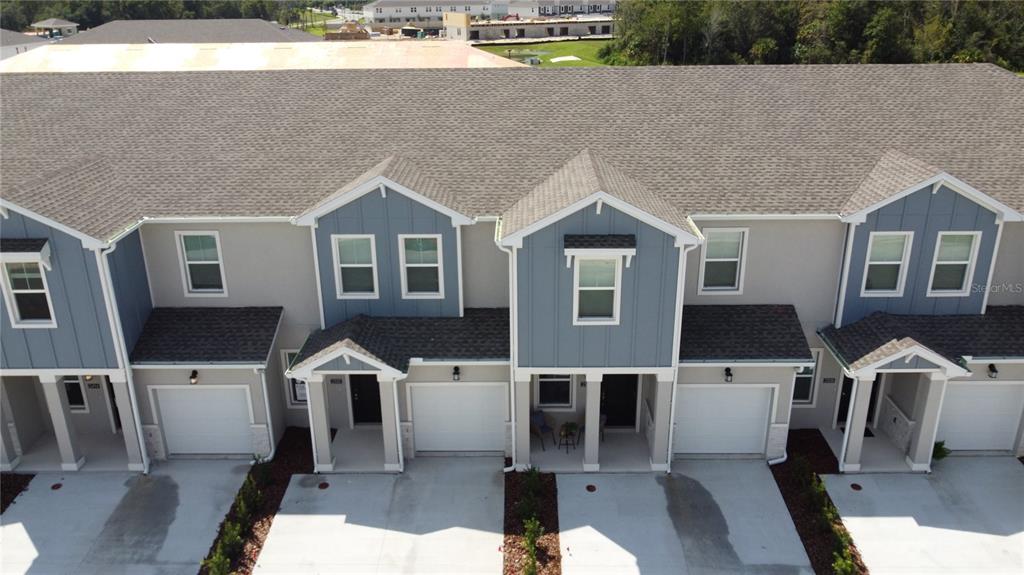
600, 0, 1024, 71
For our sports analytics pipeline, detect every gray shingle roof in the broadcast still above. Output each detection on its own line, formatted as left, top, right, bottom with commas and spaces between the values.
0, 238, 48, 252
819, 306, 1024, 371
1, 65, 1022, 243
679, 305, 812, 362
293, 308, 509, 373
563, 234, 636, 249
840, 149, 944, 216
60, 19, 319, 45
0, 29, 50, 46
130, 307, 283, 364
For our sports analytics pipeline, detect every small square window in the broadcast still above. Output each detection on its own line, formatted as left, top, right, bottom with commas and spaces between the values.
535, 375, 573, 410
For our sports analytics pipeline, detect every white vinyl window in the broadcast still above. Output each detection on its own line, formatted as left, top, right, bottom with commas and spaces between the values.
861, 231, 912, 297
281, 350, 307, 408
175, 231, 227, 296
793, 349, 821, 405
927, 232, 981, 297
699, 228, 748, 294
2, 262, 56, 328
62, 376, 89, 412
332, 235, 379, 299
399, 235, 444, 299
534, 374, 574, 410
573, 256, 621, 325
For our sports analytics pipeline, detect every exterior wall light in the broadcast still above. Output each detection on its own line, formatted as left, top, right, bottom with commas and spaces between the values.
724, 367, 733, 383
83, 375, 93, 382
987, 364, 998, 379
452, 366, 461, 381
189, 370, 199, 385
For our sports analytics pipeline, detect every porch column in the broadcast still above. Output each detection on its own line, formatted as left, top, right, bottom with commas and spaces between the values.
0, 380, 20, 471
649, 377, 674, 471
108, 375, 145, 472
841, 375, 874, 473
378, 376, 402, 472
583, 375, 601, 472
306, 375, 334, 472
514, 378, 531, 469
907, 373, 947, 472
39, 374, 85, 471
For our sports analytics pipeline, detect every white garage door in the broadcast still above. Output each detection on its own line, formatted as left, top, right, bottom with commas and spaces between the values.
157, 387, 253, 455
674, 386, 772, 454
411, 384, 506, 452
938, 383, 1024, 451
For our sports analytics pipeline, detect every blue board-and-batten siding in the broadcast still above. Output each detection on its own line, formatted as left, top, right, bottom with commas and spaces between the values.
841, 184, 999, 326
517, 204, 679, 368
315, 187, 460, 327
107, 229, 153, 354
0, 210, 119, 369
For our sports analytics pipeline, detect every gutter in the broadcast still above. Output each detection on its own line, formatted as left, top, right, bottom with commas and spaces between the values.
494, 220, 517, 473
256, 368, 276, 461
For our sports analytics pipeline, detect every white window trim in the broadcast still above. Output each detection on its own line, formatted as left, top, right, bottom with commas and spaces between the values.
860, 231, 913, 298
533, 374, 576, 412
572, 255, 622, 326
1, 261, 57, 329
62, 375, 90, 413
792, 348, 822, 407
697, 228, 748, 295
174, 231, 228, 298
331, 234, 380, 300
398, 233, 445, 300
281, 349, 307, 409
926, 231, 982, 298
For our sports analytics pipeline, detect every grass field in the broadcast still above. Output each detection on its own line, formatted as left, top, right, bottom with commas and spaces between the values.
478, 39, 611, 68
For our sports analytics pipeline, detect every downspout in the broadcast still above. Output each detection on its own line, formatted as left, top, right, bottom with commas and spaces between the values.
768, 367, 799, 466
393, 376, 405, 472
304, 378, 319, 472
96, 245, 150, 474
256, 368, 276, 461
665, 243, 699, 473
495, 220, 516, 473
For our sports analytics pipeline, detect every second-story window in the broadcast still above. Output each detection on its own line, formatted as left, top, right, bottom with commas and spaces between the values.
573, 257, 620, 325
928, 231, 980, 296
862, 231, 912, 297
333, 235, 379, 299
2, 262, 56, 327
176, 231, 226, 296
400, 235, 444, 298
699, 228, 747, 294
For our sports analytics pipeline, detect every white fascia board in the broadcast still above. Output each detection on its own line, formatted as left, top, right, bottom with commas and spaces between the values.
407, 358, 511, 366
292, 176, 473, 227
500, 191, 702, 248
851, 344, 969, 379
841, 173, 1023, 224
690, 213, 840, 221
0, 199, 108, 249
678, 360, 815, 368
287, 346, 403, 381
131, 363, 266, 369
0, 368, 125, 378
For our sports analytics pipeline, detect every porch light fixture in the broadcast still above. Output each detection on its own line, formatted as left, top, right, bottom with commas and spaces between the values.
452, 366, 461, 381
724, 368, 733, 383
189, 370, 199, 385
988, 364, 998, 379
83, 375, 93, 382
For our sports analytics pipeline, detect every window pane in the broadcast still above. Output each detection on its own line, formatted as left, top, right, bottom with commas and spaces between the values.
578, 289, 614, 318
578, 259, 615, 287
404, 237, 438, 265
865, 263, 901, 291
793, 376, 812, 402
183, 235, 219, 262
937, 235, 973, 262
703, 261, 739, 288
63, 378, 85, 408
341, 267, 375, 293
706, 231, 743, 259
7, 263, 44, 290
869, 235, 906, 262
14, 292, 51, 320
338, 237, 373, 265
538, 380, 571, 406
931, 264, 967, 291
291, 380, 307, 403
406, 266, 440, 293
187, 263, 223, 290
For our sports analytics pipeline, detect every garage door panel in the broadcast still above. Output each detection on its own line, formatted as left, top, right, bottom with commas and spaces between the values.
158, 387, 252, 455
938, 384, 1024, 451
675, 386, 771, 454
412, 385, 506, 452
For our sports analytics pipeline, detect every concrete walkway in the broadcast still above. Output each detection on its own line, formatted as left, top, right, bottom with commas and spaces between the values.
824, 456, 1024, 574
0, 460, 247, 575
558, 461, 812, 575
255, 457, 504, 574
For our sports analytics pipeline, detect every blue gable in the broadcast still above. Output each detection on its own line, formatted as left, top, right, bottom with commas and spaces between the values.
0, 210, 119, 369
107, 229, 153, 354
841, 184, 999, 325
517, 203, 680, 368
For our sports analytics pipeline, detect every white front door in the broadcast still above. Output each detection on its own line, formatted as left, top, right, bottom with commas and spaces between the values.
674, 385, 772, 454
938, 383, 1024, 451
157, 387, 253, 455
411, 384, 506, 452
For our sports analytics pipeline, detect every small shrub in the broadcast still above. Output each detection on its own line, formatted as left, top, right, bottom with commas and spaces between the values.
251, 461, 272, 488
523, 467, 542, 495
932, 441, 951, 461
233, 496, 251, 527
239, 475, 264, 508
521, 516, 544, 575
220, 520, 244, 559
516, 490, 540, 523
202, 543, 232, 575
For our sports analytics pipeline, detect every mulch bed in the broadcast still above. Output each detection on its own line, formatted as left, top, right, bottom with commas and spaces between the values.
199, 426, 314, 575
504, 469, 561, 575
1, 473, 34, 514
770, 429, 868, 575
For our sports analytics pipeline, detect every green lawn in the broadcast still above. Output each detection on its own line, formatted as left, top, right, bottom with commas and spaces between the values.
478, 39, 611, 68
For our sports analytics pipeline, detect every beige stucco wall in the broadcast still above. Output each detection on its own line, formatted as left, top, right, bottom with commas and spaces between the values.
988, 222, 1024, 306
790, 349, 844, 429
131, 368, 267, 426
461, 221, 509, 309
1, 376, 48, 450
677, 365, 795, 424
398, 364, 510, 421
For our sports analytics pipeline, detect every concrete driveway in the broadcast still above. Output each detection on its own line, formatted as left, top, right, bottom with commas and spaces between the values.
824, 456, 1024, 574
255, 457, 504, 574
0, 460, 247, 575
558, 461, 812, 575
